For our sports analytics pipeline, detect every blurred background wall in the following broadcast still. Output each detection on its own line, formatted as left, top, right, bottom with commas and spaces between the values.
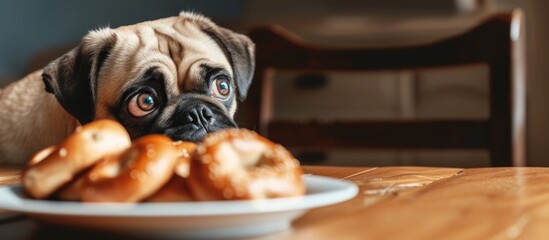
0, 0, 242, 80
0, 0, 547, 166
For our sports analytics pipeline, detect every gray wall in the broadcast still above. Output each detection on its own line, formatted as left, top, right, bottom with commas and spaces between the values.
0, 0, 242, 78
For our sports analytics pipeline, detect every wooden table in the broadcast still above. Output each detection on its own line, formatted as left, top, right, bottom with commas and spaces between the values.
2, 166, 549, 239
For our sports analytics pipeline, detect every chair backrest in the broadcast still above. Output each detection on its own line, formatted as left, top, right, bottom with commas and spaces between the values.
237, 10, 526, 166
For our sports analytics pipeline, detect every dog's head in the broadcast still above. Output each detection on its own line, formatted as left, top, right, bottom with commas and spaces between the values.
41, 12, 255, 142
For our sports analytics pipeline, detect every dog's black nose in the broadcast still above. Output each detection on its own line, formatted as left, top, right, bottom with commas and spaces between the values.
160, 98, 238, 142
185, 104, 215, 129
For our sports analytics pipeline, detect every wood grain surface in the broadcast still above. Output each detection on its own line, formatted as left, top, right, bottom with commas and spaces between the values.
257, 166, 549, 240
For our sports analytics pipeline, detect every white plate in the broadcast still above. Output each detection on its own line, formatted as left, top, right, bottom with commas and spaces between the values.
0, 175, 358, 239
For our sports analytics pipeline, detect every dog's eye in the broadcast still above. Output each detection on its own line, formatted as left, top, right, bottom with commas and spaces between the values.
128, 92, 157, 117
211, 79, 230, 99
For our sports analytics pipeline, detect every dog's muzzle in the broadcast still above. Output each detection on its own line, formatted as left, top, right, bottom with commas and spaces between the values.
160, 98, 237, 142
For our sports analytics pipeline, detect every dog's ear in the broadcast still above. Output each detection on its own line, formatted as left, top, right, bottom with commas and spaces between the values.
206, 28, 255, 102
42, 28, 117, 124
189, 14, 255, 102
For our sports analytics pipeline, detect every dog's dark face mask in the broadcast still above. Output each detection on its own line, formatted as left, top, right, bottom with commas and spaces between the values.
161, 96, 238, 142
41, 14, 255, 142
110, 66, 242, 141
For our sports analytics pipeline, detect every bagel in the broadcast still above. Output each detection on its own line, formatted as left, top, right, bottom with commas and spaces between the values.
27, 146, 57, 167
188, 129, 305, 200
78, 134, 179, 202
172, 141, 197, 178
146, 175, 194, 202
22, 120, 131, 199
146, 141, 196, 202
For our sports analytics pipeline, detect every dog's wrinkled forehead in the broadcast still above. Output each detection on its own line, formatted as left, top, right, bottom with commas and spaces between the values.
98, 14, 232, 103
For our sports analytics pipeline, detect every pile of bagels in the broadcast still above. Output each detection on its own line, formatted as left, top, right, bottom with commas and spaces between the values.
22, 120, 305, 202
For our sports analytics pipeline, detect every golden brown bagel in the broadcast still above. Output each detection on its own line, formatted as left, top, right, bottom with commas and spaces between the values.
188, 129, 305, 200
79, 134, 179, 202
22, 120, 131, 199
27, 146, 57, 167
146, 175, 194, 202
146, 141, 196, 202
172, 141, 197, 178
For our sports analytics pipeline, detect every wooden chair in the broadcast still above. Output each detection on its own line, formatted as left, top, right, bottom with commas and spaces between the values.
237, 10, 526, 166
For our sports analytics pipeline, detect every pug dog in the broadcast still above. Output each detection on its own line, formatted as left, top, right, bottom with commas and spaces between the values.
0, 11, 255, 165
